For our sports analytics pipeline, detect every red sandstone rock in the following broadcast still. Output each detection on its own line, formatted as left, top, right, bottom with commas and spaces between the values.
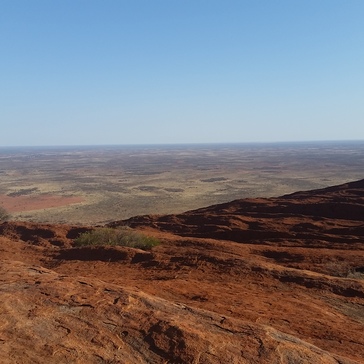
1, 180, 364, 363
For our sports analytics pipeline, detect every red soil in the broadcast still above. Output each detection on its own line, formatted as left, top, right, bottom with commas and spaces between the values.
0, 193, 84, 213
1, 180, 364, 363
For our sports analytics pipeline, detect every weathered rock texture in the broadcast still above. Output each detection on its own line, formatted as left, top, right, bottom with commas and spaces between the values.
1, 180, 364, 363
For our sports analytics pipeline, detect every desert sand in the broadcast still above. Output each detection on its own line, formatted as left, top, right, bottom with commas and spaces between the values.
1, 142, 364, 225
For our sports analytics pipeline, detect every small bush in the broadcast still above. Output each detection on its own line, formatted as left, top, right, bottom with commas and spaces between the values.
0, 206, 10, 222
74, 227, 160, 251
323, 261, 364, 279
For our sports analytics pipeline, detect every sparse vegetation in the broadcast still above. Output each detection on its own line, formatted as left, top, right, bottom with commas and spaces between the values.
74, 227, 160, 251
7, 187, 38, 197
323, 261, 364, 279
0, 206, 10, 222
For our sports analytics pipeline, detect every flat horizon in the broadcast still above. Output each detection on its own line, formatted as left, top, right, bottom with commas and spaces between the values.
1, 139, 364, 150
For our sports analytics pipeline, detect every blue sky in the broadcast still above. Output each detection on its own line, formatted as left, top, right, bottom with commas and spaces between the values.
1, 1, 363, 146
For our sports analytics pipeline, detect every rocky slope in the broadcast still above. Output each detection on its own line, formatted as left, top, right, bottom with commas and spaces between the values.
1, 180, 364, 363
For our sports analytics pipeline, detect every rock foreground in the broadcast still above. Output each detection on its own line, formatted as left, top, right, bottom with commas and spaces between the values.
1, 180, 364, 363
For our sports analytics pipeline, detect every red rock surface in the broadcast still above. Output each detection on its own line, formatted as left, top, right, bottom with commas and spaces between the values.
1, 180, 364, 363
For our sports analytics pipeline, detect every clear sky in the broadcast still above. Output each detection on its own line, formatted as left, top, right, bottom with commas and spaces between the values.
1, 1, 363, 146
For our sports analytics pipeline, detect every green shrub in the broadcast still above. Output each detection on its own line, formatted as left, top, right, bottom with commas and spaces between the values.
0, 206, 10, 222
74, 227, 160, 251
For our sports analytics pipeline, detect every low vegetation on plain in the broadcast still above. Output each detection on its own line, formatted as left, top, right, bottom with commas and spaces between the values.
0, 206, 9, 222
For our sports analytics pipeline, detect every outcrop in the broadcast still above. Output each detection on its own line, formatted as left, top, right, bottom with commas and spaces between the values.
1, 180, 364, 363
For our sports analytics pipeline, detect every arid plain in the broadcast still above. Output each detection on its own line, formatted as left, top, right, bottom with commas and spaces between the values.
1, 141, 364, 225
1, 141, 364, 363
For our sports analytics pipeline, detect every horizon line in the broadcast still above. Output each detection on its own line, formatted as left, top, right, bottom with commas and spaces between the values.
1, 139, 364, 149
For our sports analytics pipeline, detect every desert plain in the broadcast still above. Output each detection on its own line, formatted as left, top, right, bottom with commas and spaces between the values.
1, 141, 364, 363
1, 141, 364, 224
